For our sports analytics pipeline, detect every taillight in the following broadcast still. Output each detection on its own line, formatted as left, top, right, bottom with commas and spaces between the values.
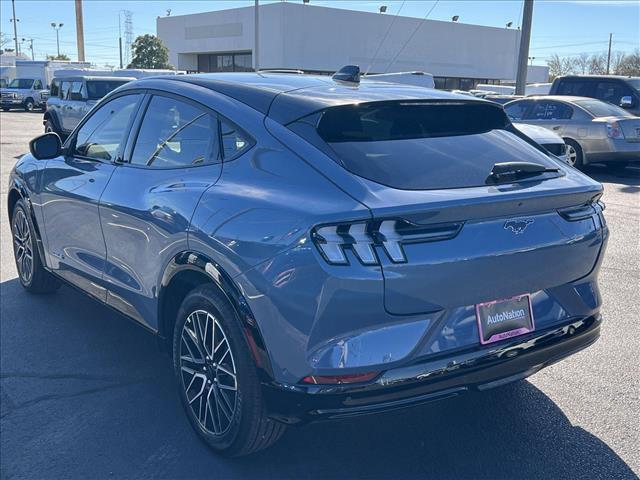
311, 220, 462, 266
606, 121, 624, 139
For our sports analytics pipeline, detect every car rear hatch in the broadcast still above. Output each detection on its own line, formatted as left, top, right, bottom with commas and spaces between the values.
616, 117, 640, 142
291, 99, 605, 316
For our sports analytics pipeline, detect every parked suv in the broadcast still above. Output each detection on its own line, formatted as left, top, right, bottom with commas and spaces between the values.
44, 76, 134, 136
0, 78, 48, 111
9, 73, 608, 456
549, 75, 640, 116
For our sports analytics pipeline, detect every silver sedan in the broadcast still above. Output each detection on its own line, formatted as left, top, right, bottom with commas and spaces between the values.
505, 95, 640, 169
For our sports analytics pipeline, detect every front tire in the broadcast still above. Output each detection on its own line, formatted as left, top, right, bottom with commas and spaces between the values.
44, 119, 58, 135
172, 285, 285, 456
11, 200, 60, 293
23, 98, 35, 112
564, 139, 584, 169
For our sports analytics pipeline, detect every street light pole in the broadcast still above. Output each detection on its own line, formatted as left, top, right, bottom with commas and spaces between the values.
515, 0, 534, 96
51, 23, 63, 58
254, 0, 260, 71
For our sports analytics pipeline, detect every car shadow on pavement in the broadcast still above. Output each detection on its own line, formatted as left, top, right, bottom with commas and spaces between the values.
1, 279, 637, 480
584, 165, 640, 194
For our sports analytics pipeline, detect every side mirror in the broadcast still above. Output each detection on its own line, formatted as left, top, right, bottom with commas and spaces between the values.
620, 96, 633, 108
29, 133, 62, 160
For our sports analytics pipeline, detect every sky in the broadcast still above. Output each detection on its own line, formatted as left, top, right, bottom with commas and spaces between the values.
1, 0, 639, 68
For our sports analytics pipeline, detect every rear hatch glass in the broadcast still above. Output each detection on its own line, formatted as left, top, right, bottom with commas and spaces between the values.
292, 101, 561, 190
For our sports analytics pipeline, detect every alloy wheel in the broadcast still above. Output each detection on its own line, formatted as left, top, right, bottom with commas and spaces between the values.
180, 309, 238, 436
566, 144, 577, 166
12, 209, 34, 284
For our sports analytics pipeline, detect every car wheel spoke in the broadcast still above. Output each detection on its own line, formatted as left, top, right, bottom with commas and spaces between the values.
180, 309, 237, 436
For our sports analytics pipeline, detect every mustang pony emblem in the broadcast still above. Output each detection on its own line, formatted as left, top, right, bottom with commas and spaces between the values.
504, 219, 534, 234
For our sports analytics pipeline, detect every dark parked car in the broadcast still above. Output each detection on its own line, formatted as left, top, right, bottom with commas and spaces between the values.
8, 73, 608, 456
549, 75, 640, 116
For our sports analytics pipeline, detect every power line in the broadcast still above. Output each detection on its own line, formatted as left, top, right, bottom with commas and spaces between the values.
365, 0, 406, 75
383, 0, 440, 73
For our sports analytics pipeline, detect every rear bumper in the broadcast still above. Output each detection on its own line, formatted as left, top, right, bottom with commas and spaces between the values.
263, 314, 601, 424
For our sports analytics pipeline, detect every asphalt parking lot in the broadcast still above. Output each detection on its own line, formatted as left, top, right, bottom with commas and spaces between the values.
0, 110, 638, 480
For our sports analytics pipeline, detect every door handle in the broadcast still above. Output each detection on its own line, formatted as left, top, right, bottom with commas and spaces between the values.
552, 126, 561, 131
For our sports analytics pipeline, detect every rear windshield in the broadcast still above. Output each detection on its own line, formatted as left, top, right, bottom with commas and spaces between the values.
291, 101, 560, 190
574, 99, 632, 118
86, 80, 130, 100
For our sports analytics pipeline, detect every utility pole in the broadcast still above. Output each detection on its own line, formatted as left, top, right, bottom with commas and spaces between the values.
515, 0, 534, 96
75, 0, 85, 62
254, 0, 259, 71
11, 0, 19, 55
606, 33, 612, 74
23, 38, 34, 60
118, 11, 123, 69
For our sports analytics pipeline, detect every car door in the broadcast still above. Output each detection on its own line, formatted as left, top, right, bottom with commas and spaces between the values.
523, 100, 574, 136
594, 80, 636, 110
99, 93, 222, 327
39, 93, 143, 300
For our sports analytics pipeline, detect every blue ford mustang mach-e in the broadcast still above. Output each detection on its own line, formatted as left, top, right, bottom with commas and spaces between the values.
8, 72, 608, 456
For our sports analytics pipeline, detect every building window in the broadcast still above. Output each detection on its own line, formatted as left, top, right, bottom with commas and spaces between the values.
197, 52, 253, 73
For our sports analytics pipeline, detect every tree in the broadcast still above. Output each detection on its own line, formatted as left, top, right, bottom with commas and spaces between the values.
127, 34, 173, 69
615, 49, 640, 76
588, 53, 607, 74
47, 53, 70, 61
547, 54, 576, 79
575, 53, 590, 74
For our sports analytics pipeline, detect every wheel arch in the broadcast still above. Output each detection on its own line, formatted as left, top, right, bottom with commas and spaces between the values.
158, 251, 274, 379
7, 183, 48, 268
43, 110, 61, 130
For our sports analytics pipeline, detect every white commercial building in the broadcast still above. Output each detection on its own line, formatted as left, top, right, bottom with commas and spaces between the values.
158, 2, 530, 90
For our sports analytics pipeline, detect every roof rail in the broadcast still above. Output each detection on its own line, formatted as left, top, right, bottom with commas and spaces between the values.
259, 69, 305, 75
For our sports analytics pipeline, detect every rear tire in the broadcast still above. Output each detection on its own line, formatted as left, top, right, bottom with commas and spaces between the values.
11, 200, 60, 293
564, 139, 584, 169
172, 284, 286, 457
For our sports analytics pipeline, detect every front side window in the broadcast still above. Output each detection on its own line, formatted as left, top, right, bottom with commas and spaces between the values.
33, 80, 43, 90
594, 81, 633, 106
525, 101, 572, 120
60, 81, 71, 100
74, 94, 141, 161
69, 81, 83, 101
504, 100, 532, 120
130, 95, 220, 168
50, 80, 59, 97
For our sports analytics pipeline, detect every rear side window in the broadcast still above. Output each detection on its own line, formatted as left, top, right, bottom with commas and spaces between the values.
220, 117, 251, 160
294, 101, 559, 190
86, 80, 129, 100
130, 95, 220, 168
556, 80, 592, 96
525, 101, 573, 120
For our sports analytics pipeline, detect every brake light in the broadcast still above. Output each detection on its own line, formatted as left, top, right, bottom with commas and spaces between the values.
311, 220, 462, 266
606, 121, 624, 139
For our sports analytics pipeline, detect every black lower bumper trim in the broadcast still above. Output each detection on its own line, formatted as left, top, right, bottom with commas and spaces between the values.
263, 315, 601, 424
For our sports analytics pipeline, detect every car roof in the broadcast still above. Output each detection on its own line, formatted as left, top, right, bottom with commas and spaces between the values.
555, 75, 639, 81
55, 76, 135, 82
511, 95, 595, 103
131, 72, 486, 124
